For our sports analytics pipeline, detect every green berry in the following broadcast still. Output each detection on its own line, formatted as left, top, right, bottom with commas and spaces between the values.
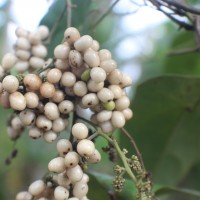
103, 101, 115, 111
81, 69, 91, 82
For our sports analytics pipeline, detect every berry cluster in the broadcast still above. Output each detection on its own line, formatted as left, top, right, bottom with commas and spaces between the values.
0, 26, 133, 199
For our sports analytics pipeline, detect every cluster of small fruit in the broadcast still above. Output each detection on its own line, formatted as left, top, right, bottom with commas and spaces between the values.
52, 27, 133, 133
0, 26, 134, 200
16, 123, 101, 200
1, 25, 49, 73
3, 72, 72, 143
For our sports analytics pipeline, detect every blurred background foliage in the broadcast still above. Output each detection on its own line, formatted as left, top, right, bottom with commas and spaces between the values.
1, 0, 200, 199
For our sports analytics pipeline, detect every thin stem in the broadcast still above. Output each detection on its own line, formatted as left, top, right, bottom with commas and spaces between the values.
67, 0, 72, 28
98, 129, 137, 183
121, 127, 146, 172
92, 0, 120, 29
87, 131, 99, 140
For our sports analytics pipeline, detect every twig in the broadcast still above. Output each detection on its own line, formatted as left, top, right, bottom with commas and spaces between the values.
121, 127, 146, 172
161, 0, 200, 15
91, 0, 120, 29
67, 0, 72, 28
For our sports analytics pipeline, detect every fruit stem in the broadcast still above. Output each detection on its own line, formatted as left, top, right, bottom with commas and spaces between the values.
98, 129, 137, 183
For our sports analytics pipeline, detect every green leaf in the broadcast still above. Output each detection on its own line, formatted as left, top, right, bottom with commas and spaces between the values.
121, 75, 200, 185
89, 171, 136, 200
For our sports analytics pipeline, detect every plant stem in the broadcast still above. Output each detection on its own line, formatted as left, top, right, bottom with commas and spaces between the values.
67, 0, 72, 28
91, 0, 120, 29
98, 129, 137, 183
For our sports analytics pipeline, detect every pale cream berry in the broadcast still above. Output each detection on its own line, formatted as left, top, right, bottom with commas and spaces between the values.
9, 92, 26, 111
58, 100, 74, 114
36, 115, 52, 131
61, 71, 76, 87
0, 91, 10, 108
16, 191, 32, 200
57, 139, 72, 157
24, 92, 39, 108
73, 182, 89, 199
98, 49, 112, 61
73, 81, 88, 97
68, 198, 79, 200
54, 186, 69, 200
23, 74, 42, 91
55, 172, 71, 187
84, 48, 100, 68
108, 85, 123, 99
87, 79, 104, 92
55, 59, 70, 71
120, 73, 132, 88
80, 174, 89, 183
29, 57, 45, 69
28, 32, 42, 45
115, 95, 130, 111
90, 67, 106, 83
48, 157, 65, 173
87, 149, 101, 163
15, 27, 29, 38
122, 108, 133, 120
74, 35, 93, 52
91, 40, 100, 51
64, 27, 80, 45
47, 68, 62, 84
111, 111, 125, 128
51, 89, 65, 103
64, 151, 80, 168
40, 82, 55, 98
32, 44, 47, 58
15, 61, 29, 72
97, 88, 114, 103
54, 43, 70, 59
15, 50, 31, 61
52, 117, 68, 133
82, 93, 99, 107
77, 139, 95, 157
19, 110, 36, 126
16, 37, 31, 50
36, 25, 49, 40
108, 69, 122, 85
28, 127, 42, 139
2, 75, 19, 93
1, 53, 17, 70
72, 123, 88, 140
7, 126, 20, 140
66, 164, 83, 183
11, 116, 23, 131
44, 102, 60, 120
99, 120, 114, 133
28, 180, 45, 196
43, 130, 58, 143
69, 50, 83, 68
100, 59, 117, 74
96, 110, 112, 123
